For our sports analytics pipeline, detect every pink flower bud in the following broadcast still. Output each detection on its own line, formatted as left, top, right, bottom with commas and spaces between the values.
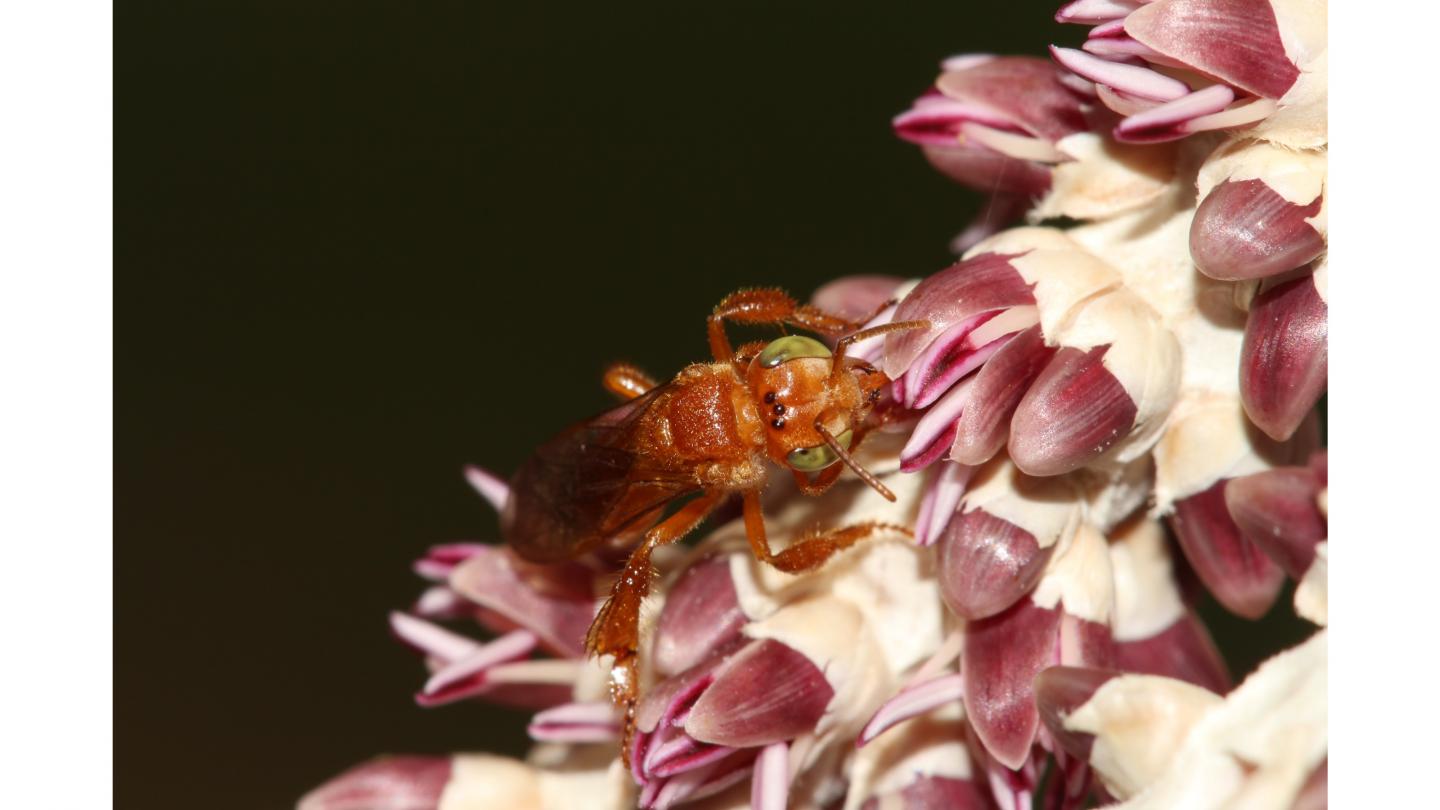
298, 756, 451, 810
1241, 267, 1328, 442
1053, 0, 1327, 147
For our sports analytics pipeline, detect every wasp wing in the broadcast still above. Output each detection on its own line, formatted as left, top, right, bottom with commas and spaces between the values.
502, 385, 702, 563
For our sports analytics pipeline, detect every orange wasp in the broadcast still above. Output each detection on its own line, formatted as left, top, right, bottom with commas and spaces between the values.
500, 288, 925, 719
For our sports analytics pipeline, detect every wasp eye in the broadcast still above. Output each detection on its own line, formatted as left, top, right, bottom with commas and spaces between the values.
785, 429, 853, 472
756, 335, 832, 368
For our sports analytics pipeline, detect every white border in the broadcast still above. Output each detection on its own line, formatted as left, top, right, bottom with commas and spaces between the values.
0, 2, 1430, 808
1330, 1, 1440, 806
0, 2, 114, 807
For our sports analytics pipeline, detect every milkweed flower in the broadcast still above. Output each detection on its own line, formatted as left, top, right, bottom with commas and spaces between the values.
1191, 139, 1326, 283
389, 544, 604, 711
892, 55, 1087, 248
1226, 450, 1328, 625
893, 56, 1084, 196
894, 55, 1183, 249
1154, 393, 1315, 619
1051, 0, 1327, 147
848, 703, 989, 809
878, 228, 1182, 478
622, 442, 946, 809
1036, 629, 1326, 808
1107, 518, 1231, 693
298, 751, 627, 810
1193, 139, 1328, 440
386, 468, 613, 715
1239, 260, 1327, 442
303, 0, 1329, 807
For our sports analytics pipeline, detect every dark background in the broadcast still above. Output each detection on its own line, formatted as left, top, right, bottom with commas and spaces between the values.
119, 3, 1305, 808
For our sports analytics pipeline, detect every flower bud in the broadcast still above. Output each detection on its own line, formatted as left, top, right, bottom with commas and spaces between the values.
298, 756, 452, 810
849, 704, 988, 810
1035, 668, 1222, 799
1225, 462, 1326, 580
963, 522, 1115, 768
1226, 452, 1328, 626
652, 555, 747, 678
389, 540, 603, 710
1240, 264, 1327, 442
887, 228, 1180, 478
982, 229, 1180, 475
810, 275, 907, 325
936, 456, 1082, 620
1070, 631, 1328, 808
1108, 519, 1231, 693
299, 753, 623, 810
1191, 140, 1326, 282
447, 546, 598, 658
1053, 0, 1327, 147
631, 636, 827, 809
948, 324, 1055, 466
1170, 482, 1285, 620
1154, 393, 1310, 618
894, 56, 1087, 195
882, 252, 1038, 400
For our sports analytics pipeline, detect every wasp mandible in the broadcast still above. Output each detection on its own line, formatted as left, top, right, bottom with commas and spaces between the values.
499, 288, 926, 713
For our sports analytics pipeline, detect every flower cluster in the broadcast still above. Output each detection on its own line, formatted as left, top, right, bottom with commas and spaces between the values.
301, 2, 1328, 808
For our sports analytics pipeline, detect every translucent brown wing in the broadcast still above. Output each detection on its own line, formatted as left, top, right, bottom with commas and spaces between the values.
501, 384, 702, 563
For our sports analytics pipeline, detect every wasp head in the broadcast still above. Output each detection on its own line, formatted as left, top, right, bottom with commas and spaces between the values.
743, 335, 888, 475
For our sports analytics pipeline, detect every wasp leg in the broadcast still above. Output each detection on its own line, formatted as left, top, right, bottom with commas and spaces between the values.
585, 489, 726, 755
741, 490, 910, 574
602, 362, 658, 401
707, 288, 865, 363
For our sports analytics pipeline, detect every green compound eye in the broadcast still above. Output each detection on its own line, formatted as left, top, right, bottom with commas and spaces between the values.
786, 429, 853, 472
756, 335, 832, 368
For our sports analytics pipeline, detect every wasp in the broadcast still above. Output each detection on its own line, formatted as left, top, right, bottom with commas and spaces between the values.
499, 288, 925, 721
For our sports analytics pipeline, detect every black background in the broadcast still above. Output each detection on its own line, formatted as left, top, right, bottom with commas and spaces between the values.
118, 3, 1306, 808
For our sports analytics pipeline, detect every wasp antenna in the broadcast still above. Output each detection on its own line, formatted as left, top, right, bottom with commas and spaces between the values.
830, 319, 931, 380
816, 424, 896, 502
